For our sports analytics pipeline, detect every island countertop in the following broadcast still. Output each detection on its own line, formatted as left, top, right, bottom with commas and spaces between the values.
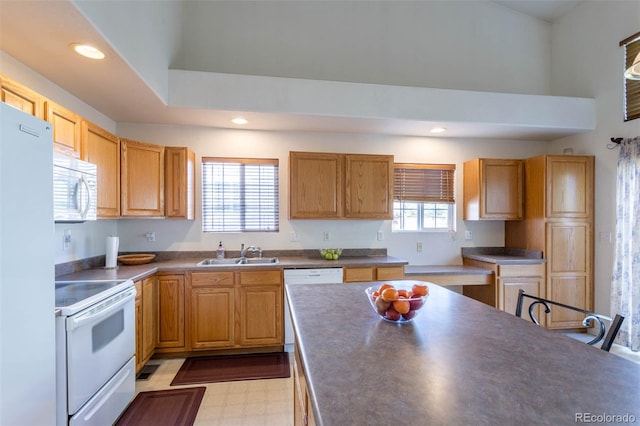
286, 282, 639, 425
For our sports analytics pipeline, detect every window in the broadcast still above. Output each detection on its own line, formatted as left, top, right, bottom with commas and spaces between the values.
202, 157, 279, 232
622, 31, 640, 121
393, 163, 455, 232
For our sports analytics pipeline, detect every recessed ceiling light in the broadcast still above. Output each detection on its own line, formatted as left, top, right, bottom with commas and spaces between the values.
429, 127, 447, 133
71, 44, 105, 60
231, 117, 248, 125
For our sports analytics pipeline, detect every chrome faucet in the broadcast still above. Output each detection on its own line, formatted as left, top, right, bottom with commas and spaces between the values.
240, 244, 262, 259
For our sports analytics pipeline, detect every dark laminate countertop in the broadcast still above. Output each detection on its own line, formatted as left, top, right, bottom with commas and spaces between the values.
286, 282, 639, 425
55, 255, 407, 281
404, 265, 494, 275
462, 246, 546, 264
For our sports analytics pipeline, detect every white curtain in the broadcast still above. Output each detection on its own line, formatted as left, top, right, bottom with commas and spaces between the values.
611, 136, 640, 351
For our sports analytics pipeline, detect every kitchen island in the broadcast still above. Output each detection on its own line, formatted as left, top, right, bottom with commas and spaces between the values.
286, 281, 639, 425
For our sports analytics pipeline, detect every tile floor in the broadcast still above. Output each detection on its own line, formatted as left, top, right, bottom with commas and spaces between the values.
135, 357, 293, 426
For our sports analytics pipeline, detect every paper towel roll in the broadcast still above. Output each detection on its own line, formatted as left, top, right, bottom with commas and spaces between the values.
105, 236, 119, 269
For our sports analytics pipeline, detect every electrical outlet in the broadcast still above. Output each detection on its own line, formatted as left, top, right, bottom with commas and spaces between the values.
377, 231, 384, 241
290, 231, 299, 242
323, 231, 330, 241
464, 231, 473, 240
599, 232, 612, 243
63, 229, 72, 250
417, 242, 423, 253
145, 232, 156, 242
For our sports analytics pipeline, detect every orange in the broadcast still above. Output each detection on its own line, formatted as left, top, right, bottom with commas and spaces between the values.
393, 299, 410, 314
380, 287, 398, 302
412, 284, 428, 297
378, 283, 394, 294
397, 289, 409, 298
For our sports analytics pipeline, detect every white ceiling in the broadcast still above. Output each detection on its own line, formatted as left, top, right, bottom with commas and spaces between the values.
0, 0, 588, 140
494, 0, 582, 22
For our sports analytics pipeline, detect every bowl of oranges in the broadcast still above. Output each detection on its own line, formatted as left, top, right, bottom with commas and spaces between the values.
365, 282, 429, 323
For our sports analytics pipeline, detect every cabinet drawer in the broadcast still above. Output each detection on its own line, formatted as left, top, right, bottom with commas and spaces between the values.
191, 271, 234, 287
497, 264, 543, 277
239, 270, 282, 285
344, 267, 374, 282
376, 266, 405, 280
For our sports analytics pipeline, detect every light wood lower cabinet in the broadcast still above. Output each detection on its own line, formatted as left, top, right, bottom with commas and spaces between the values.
156, 274, 185, 352
343, 266, 405, 283
238, 270, 283, 347
463, 261, 545, 323
189, 271, 235, 349
187, 269, 283, 351
293, 338, 316, 426
135, 275, 157, 372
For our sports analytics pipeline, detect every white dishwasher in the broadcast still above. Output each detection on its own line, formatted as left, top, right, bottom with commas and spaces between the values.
283, 268, 344, 351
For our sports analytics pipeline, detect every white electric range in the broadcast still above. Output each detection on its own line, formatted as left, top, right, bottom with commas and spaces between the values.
55, 279, 136, 426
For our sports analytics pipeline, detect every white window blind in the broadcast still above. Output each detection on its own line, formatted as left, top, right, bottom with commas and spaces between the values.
202, 157, 279, 232
622, 31, 640, 122
394, 163, 455, 203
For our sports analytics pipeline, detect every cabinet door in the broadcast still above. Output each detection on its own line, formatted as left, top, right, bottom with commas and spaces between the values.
45, 100, 81, 157
545, 221, 592, 329
344, 267, 375, 283
344, 154, 393, 219
464, 159, 523, 220
141, 276, 156, 361
135, 285, 143, 373
500, 276, 545, 325
289, 152, 343, 219
82, 120, 121, 218
376, 266, 405, 281
0, 76, 43, 118
165, 147, 195, 219
546, 156, 594, 218
238, 270, 283, 347
238, 285, 283, 346
190, 287, 235, 349
156, 274, 185, 349
121, 138, 165, 217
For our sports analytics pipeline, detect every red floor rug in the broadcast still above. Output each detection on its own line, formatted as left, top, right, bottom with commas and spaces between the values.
115, 387, 205, 426
171, 352, 290, 386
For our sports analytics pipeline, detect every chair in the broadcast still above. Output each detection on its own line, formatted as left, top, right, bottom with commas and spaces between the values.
515, 289, 625, 352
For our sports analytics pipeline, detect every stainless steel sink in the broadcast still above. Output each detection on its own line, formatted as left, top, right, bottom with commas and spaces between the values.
237, 257, 279, 265
197, 257, 279, 267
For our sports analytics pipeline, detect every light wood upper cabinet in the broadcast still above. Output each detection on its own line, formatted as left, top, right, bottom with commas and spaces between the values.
290, 152, 343, 219
289, 151, 393, 219
464, 158, 523, 220
81, 120, 121, 218
0, 75, 43, 118
45, 100, 82, 157
121, 138, 165, 217
344, 154, 394, 219
165, 147, 195, 220
546, 156, 593, 218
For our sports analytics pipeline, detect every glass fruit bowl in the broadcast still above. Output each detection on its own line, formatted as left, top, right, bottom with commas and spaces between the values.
365, 283, 429, 323
319, 248, 342, 260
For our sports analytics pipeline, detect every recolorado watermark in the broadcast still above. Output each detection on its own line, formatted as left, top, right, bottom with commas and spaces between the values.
575, 412, 636, 423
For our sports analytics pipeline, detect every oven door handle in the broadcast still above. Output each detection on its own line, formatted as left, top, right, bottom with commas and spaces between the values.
67, 289, 136, 331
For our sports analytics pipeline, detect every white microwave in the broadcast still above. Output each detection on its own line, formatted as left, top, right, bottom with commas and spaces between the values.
53, 155, 97, 222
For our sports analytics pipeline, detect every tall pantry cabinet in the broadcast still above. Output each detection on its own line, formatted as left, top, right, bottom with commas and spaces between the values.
505, 155, 594, 329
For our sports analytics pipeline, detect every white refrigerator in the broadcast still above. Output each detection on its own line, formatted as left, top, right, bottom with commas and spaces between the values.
0, 102, 56, 424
